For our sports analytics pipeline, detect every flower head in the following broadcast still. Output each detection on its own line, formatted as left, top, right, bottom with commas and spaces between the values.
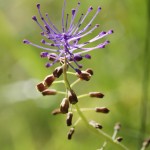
23, 0, 113, 73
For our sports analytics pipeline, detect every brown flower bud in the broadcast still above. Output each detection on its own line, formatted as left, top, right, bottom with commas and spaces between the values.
68, 90, 78, 104
89, 92, 104, 98
36, 82, 47, 92
42, 89, 57, 96
68, 128, 75, 140
89, 120, 103, 129
66, 112, 73, 126
53, 66, 63, 78
85, 68, 94, 75
51, 108, 61, 115
60, 98, 69, 114
114, 123, 121, 131
116, 137, 123, 142
48, 53, 57, 61
44, 75, 55, 87
76, 71, 91, 81
95, 107, 110, 114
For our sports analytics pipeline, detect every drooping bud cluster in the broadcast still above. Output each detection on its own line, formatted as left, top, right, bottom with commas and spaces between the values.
36, 65, 110, 140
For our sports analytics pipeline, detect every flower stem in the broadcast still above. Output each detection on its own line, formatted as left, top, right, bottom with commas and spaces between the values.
62, 58, 128, 150
74, 104, 129, 150
70, 79, 80, 88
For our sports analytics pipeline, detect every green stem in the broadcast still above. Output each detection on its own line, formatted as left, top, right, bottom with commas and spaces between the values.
70, 79, 80, 88
77, 93, 89, 99
99, 141, 107, 150
75, 104, 129, 150
57, 91, 66, 95
53, 80, 65, 84
139, 0, 150, 147
63, 59, 71, 91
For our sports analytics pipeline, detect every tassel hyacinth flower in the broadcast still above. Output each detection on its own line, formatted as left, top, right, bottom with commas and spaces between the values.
22, 1, 130, 150
23, 0, 113, 73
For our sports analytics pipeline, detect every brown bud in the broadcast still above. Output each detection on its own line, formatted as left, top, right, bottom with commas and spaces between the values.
89, 120, 103, 129
68, 128, 75, 140
89, 92, 104, 98
66, 112, 73, 126
36, 82, 47, 92
42, 89, 57, 96
142, 138, 150, 148
114, 123, 121, 131
48, 53, 57, 61
85, 68, 94, 75
51, 108, 61, 115
68, 90, 78, 104
116, 137, 123, 142
95, 107, 110, 114
76, 71, 91, 81
44, 75, 55, 87
60, 98, 69, 114
53, 66, 63, 78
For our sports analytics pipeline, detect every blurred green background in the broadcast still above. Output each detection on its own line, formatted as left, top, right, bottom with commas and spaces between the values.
0, 0, 149, 149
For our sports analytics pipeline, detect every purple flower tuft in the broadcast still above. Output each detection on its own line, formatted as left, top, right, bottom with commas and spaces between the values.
23, 0, 113, 73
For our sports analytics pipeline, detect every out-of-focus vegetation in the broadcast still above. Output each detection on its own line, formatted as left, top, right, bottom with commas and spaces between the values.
0, 0, 149, 149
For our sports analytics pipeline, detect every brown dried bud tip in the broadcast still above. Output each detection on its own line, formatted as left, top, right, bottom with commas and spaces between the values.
68, 90, 78, 104
114, 123, 121, 131
142, 138, 150, 148
48, 53, 57, 61
66, 112, 73, 126
95, 107, 110, 114
76, 71, 91, 81
89, 92, 104, 98
68, 128, 75, 140
89, 120, 103, 129
44, 75, 55, 87
51, 108, 61, 115
53, 66, 63, 78
42, 89, 57, 96
60, 98, 69, 114
85, 68, 94, 75
116, 137, 123, 142
36, 82, 47, 92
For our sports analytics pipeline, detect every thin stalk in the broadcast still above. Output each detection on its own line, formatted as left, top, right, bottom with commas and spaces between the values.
70, 79, 80, 88
77, 93, 89, 99
139, 0, 150, 147
63, 58, 71, 91
53, 80, 65, 84
75, 104, 129, 150
57, 91, 66, 95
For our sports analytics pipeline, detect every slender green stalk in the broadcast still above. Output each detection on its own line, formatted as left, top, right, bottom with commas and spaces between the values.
99, 142, 107, 150
57, 91, 66, 95
63, 59, 71, 91
53, 80, 65, 84
70, 79, 80, 88
75, 104, 129, 150
73, 118, 81, 127
77, 93, 89, 99
72, 108, 94, 112
139, 0, 150, 147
